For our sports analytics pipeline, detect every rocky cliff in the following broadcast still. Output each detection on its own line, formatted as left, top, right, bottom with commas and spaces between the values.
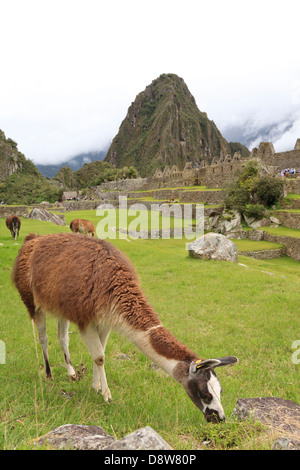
105, 73, 234, 177
0, 130, 40, 182
0, 130, 63, 204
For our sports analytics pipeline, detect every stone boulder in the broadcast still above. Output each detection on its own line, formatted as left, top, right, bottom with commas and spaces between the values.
35, 424, 172, 450
188, 233, 238, 262
243, 215, 271, 229
205, 210, 242, 235
36, 424, 115, 450
104, 426, 172, 450
28, 208, 65, 226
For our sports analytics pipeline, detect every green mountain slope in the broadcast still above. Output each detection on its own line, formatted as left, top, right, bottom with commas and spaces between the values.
0, 130, 62, 204
105, 73, 233, 177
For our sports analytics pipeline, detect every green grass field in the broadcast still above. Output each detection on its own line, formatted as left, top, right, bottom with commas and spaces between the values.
0, 211, 299, 450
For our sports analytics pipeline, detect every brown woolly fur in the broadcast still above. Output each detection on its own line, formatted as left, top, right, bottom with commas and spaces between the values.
12, 233, 40, 317
12, 232, 237, 421
149, 327, 197, 362
6, 215, 21, 240
70, 218, 95, 237
13, 233, 164, 332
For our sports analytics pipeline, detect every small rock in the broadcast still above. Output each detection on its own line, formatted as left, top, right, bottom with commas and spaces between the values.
270, 216, 281, 225
272, 437, 300, 450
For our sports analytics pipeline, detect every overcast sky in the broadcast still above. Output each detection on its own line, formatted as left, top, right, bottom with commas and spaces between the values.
1, 0, 300, 165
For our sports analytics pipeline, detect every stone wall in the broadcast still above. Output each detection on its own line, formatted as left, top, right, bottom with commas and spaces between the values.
198, 161, 243, 188
275, 212, 300, 229
284, 179, 300, 194
178, 189, 225, 205
62, 200, 100, 210
230, 229, 300, 261
0, 205, 29, 218
152, 189, 181, 200
251, 140, 300, 171
239, 247, 286, 259
263, 232, 300, 261
96, 177, 148, 193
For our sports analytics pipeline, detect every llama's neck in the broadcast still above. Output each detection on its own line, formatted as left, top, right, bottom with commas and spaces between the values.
122, 323, 198, 379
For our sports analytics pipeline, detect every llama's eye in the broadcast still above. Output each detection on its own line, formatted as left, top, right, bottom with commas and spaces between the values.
199, 391, 210, 402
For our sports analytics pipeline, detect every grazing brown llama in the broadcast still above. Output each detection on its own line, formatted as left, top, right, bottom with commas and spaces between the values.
6, 215, 21, 240
70, 218, 95, 237
12, 232, 238, 423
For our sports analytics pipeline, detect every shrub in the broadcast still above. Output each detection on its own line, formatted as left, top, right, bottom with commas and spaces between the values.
224, 181, 250, 213
224, 161, 284, 217
252, 177, 284, 207
243, 203, 266, 220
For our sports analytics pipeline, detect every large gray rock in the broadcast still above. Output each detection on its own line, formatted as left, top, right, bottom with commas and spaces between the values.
35, 424, 172, 450
104, 426, 172, 450
29, 208, 65, 226
36, 424, 115, 450
188, 233, 238, 262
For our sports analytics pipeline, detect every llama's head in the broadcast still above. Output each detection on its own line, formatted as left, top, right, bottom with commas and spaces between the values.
184, 356, 238, 423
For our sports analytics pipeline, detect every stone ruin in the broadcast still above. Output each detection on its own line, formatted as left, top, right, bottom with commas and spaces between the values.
149, 138, 300, 189
92, 138, 300, 197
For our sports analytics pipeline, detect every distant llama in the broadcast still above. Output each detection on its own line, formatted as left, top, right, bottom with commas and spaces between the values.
70, 218, 95, 237
6, 215, 21, 240
12, 233, 238, 423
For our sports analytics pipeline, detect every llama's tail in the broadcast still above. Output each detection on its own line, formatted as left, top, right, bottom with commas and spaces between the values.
12, 217, 20, 230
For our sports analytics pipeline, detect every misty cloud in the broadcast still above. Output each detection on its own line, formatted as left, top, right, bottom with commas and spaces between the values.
0, 0, 299, 164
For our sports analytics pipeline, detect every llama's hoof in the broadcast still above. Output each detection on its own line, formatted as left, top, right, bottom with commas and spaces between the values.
102, 388, 112, 402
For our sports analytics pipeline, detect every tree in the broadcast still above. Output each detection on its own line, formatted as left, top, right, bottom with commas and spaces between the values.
224, 161, 284, 220
252, 176, 284, 207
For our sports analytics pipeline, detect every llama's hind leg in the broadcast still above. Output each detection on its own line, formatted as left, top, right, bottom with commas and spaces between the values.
80, 323, 111, 402
57, 318, 76, 380
33, 308, 52, 379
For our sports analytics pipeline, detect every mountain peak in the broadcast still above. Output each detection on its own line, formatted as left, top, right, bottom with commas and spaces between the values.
105, 74, 231, 176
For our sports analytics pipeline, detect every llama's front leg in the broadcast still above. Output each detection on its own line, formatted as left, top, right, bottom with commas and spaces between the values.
97, 326, 111, 402
80, 323, 111, 401
33, 308, 52, 379
57, 318, 76, 380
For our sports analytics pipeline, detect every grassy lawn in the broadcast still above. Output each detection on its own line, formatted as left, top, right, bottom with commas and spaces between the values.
65, 208, 203, 239
0, 211, 299, 450
130, 185, 221, 193
259, 225, 300, 238
275, 209, 300, 213
231, 239, 284, 252
284, 193, 300, 200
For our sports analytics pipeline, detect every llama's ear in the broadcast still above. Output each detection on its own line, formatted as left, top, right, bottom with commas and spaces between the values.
214, 356, 239, 367
189, 356, 238, 375
189, 358, 222, 375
